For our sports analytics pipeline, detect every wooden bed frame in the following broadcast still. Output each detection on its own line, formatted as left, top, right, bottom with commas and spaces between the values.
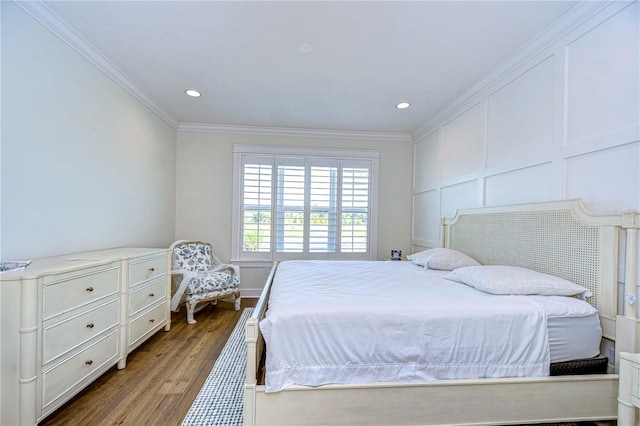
244, 199, 640, 425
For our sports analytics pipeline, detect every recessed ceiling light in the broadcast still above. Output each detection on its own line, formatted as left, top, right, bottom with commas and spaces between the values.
396, 102, 411, 109
185, 89, 201, 98
297, 43, 313, 54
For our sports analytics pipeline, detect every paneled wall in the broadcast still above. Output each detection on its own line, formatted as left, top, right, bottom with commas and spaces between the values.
412, 1, 639, 250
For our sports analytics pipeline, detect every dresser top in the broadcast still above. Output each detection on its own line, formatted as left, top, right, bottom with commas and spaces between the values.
1, 247, 167, 281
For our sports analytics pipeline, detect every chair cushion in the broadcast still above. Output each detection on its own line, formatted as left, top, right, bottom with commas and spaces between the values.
187, 271, 240, 295
174, 243, 213, 272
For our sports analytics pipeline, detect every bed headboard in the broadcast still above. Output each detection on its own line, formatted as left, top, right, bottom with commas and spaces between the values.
442, 199, 639, 342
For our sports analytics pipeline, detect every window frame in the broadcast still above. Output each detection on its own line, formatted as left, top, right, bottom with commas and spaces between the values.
231, 144, 379, 263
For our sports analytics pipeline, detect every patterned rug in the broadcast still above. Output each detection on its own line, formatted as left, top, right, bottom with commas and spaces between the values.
182, 308, 252, 426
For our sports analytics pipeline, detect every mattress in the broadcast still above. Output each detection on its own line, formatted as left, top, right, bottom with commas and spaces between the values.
548, 313, 601, 362
260, 260, 601, 393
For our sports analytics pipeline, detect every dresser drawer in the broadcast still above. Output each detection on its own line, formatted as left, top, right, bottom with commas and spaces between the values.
43, 299, 119, 364
129, 301, 167, 347
631, 362, 640, 403
44, 266, 119, 320
129, 254, 167, 287
42, 330, 118, 409
129, 277, 167, 316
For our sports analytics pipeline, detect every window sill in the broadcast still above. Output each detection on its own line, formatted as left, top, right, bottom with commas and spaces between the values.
230, 260, 276, 268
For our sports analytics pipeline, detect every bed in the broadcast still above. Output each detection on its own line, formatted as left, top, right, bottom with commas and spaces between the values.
244, 199, 640, 425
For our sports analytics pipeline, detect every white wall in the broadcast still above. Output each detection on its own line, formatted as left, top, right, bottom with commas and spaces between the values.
1, 3, 177, 259
175, 130, 413, 294
412, 1, 640, 250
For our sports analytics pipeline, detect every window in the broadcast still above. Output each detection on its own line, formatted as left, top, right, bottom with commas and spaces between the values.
232, 145, 379, 262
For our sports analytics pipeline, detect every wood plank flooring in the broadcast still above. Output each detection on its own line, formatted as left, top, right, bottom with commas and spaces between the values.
40, 299, 257, 426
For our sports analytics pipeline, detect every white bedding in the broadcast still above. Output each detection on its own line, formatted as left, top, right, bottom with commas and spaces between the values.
260, 261, 601, 393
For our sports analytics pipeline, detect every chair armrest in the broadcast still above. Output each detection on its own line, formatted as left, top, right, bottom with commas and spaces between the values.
170, 269, 197, 312
211, 263, 240, 277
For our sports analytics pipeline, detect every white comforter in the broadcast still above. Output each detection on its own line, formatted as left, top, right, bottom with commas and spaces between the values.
260, 261, 599, 393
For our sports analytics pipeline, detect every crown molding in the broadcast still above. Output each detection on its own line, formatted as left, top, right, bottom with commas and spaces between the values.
411, 0, 617, 141
178, 122, 413, 142
14, 0, 179, 129
14, 0, 411, 141
19, 0, 611, 143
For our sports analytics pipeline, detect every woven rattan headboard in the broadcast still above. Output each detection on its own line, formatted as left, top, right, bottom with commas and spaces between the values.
442, 199, 623, 339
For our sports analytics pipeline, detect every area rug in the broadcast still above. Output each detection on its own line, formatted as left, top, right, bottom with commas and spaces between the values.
182, 308, 252, 426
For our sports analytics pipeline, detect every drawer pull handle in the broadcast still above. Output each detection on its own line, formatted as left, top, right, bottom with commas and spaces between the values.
86, 287, 94, 292
85, 360, 93, 365
149, 319, 155, 323
86, 323, 94, 328
149, 293, 155, 297
149, 267, 155, 272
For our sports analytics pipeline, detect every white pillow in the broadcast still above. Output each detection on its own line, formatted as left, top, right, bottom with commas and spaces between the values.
406, 249, 433, 266
444, 265, 593, 298
406, 248, 480, 271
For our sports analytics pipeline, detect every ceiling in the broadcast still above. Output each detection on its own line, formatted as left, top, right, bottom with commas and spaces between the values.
35, 1, 579, 136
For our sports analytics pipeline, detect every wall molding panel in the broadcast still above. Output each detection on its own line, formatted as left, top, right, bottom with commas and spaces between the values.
411, 189, 440, 249
412, 0, 639, 250
564, 2, 640, 147
486, 56, 555, 169
412, 1, 617, 141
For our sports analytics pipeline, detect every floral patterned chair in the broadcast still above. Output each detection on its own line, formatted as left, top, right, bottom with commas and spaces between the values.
169, 240, 241, 324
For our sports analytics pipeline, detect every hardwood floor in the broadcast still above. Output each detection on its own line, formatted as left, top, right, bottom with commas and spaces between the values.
40, 299, 257, 426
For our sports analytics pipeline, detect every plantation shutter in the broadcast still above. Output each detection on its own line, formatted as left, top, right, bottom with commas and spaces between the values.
309, 163, 338, 253
341, 162, 370, 253
241, 156, 273, 255
276, 158, 305, 254
234, 146, 377, 262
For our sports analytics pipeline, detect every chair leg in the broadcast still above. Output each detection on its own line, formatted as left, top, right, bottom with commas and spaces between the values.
186, 300, 198, 324
234, 295, 241, 311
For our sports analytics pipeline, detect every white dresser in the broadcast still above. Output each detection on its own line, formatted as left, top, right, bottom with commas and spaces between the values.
619, 352, 640, 426
119, 249, 170, 366
0, 247, 171, 425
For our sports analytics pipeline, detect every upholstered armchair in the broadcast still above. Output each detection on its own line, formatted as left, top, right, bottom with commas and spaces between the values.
169, 240, 241, 324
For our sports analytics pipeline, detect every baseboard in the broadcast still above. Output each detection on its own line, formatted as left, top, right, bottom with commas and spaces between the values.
240, 289, 263, 299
